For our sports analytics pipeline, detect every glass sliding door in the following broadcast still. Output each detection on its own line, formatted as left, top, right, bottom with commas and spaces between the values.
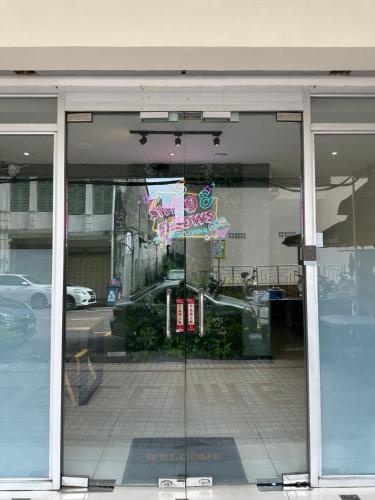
315, 133, 375, 475
0, 134, 54, 478
63, 112, 308, 488
63, 113, 186, 485
184, 115, 307, 488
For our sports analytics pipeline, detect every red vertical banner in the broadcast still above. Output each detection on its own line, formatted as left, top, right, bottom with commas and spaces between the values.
176, 298, 185, 333
187, 298, 196, 332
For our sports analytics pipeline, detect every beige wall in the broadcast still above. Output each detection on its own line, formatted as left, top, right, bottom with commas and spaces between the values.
0, 0, 375, 70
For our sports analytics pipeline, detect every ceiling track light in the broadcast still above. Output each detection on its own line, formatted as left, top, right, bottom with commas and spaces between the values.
139, 133, 148, 145
131, 130, 222, 148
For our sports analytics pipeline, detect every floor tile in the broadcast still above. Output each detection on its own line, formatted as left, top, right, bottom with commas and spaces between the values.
93, 460, 127, 483
63, 359, 308, 483
241, 458, 279, 483
64, 460, 99, 477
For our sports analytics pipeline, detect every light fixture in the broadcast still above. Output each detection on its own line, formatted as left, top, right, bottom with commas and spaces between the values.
131, 130, 222, 145
23, 152, 30, 156
140, 111, 178, 123
139, 134, 148, 145
213, 134, 220, 147
331, 151, 338, 156
202, 111, 239, 123
8, 163, 20, 177
169, 152, 175, 156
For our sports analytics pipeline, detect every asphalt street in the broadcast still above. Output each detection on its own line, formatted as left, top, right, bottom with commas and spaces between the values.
65, 306, 123, 360
8, 306, 118, 364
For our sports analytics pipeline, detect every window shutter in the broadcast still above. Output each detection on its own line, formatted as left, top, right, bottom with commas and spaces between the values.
10, 182, 30, 212
93, 185, 112, 214
68, 184, 86, 214
37, 180, 53, 212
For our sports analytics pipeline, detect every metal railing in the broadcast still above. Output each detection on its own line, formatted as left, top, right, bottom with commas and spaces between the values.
320, 264, 350, 283
192, 265, 302, 287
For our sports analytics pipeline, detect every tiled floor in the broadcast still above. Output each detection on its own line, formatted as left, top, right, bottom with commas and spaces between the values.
1, 485, 375, 500
64, 356, 307, 484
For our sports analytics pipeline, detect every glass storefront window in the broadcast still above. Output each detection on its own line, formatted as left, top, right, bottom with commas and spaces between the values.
312, 97, 375, 123
0, 98, 57, 124
315, 133, 375, 475
10, 182, 30, 212
37, 180, 53, 212
0, 134, 54, 478
68, 184, 86, 215
93, 184, 113, 214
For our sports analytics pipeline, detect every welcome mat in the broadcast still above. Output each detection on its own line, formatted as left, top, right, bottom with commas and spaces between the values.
122, 437, 247, 485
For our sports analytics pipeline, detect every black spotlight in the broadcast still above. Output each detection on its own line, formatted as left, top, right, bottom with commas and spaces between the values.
213, 134, 220, 147
175, 134, 182, 146
139, 134, 148, 145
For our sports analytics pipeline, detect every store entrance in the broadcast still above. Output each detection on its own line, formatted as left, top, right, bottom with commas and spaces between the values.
63, 112, 308, 488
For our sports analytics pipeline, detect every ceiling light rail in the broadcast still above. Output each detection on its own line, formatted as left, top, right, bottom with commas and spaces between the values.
130, 130, 223, 136
131, 130, 223, 147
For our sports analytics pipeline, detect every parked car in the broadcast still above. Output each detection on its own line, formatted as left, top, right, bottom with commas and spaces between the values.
0, 274, 96, 310
164, 269, 184, 281
0, 273, 52, 309
110, 281, 259, 358
0, 294, 36, 349
66, 283, 97, 310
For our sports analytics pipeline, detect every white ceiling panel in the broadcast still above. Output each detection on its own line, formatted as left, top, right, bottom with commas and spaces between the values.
67, 112, 302, 177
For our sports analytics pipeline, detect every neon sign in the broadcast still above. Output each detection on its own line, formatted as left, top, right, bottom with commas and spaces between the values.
144, 181, 230, 245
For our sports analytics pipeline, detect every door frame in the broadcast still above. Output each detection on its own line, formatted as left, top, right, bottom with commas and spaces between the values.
61, 93, 311, 489
1, 78, 375, 490
0, 120, 63, 491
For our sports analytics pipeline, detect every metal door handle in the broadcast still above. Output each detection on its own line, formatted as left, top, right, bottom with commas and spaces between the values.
199, 288, 205, 337
166, 288, 172, 338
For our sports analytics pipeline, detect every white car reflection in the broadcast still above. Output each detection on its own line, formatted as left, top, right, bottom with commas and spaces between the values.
0, 274, 96, 310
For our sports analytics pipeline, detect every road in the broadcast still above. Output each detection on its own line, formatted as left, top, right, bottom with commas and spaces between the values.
65, 306, 123, 360
6, 306, 120, 364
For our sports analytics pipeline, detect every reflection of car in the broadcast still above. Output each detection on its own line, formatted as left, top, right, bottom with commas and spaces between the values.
165, 269, 184, 281
66, 284, 97, 310
0, 274, 52, 309
0, 274, 96, 310
0, 294, 36, 347
110, 281, 259, 358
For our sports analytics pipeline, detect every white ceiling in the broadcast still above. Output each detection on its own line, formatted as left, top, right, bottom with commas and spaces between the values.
0, 114, 374, 184
66, 112, 302, 177
0, 135, 53, 167
0, 113, 302, 179
315, 134, 375, 179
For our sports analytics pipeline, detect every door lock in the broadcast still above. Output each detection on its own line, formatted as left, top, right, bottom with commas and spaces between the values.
186, 476, 213, 487
159, 477, 186, 488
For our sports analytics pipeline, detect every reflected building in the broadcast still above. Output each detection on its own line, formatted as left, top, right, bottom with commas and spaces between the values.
0, 178, 167, 302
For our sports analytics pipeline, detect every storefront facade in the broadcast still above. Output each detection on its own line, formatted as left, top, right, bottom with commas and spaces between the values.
1, 77, 375, 493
